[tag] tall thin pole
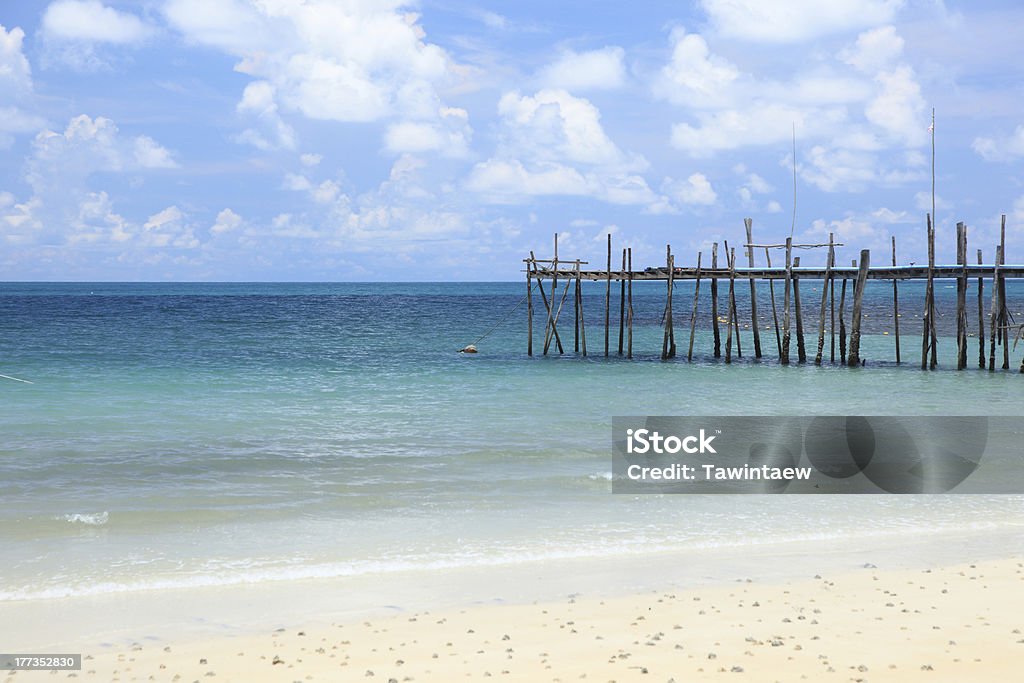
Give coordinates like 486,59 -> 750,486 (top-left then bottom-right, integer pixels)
745,218 -> 762,358
892,235 -> 901,363
618,248 -> 626,355
527,258 -> 533,356
605,234 -> 611,357
781,238 -> 792,365
688,252 -> 702,361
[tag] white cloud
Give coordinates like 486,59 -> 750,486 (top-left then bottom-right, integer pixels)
670,103 -> 847,156
235,81 -> 296,150
840,25 -> 904,72
537,47 -> 626,91
72,190 -> 131,244
865,65 -> 927,145
164,0 -> 458,125
663,173 -> 718,205
0,25 -> 44,146
495,89 -> 638,168
384,107 -> 471,157
133,136 -> 178,168
143,205 -> 198,248
211,208 -> 243,234
972,126 -> 1024,162
654,28 -> 738,106
300,153 -> 322,167
700,0 -> 905,43
42,1 -> 153,44
467,88 -> 661,207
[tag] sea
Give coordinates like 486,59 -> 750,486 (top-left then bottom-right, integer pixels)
2,280 -> 1023,606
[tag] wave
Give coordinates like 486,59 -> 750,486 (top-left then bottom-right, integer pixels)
56,512 -> 109,526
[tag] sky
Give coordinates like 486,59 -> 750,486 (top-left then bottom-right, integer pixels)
1,0 -> 1023,281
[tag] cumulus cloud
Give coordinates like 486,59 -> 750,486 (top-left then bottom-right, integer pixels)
663,173 -> 718,205
28,115 -> 177,191
865,65 -> 927,145
699,0 -> 904,43
537,46 -> 626,91
42,1 -> 153,44
142,205 -> 199,248
384,107 -> 471,157
654,28 -> 738,107
840,25 -> 904,72
234,80 -> 296,150
670,103 -> 847,156
466,89 -> 663,207
0,25 -> 44,145
972,126 -> 1024,162
211,208 -> 243,234
164,0 -> 460,130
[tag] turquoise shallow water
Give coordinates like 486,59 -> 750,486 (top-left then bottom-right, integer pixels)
1,281 -> 1023,600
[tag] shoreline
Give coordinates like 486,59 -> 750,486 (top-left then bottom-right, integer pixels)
9,553 -> 1021,682
5,526 -> 1022,669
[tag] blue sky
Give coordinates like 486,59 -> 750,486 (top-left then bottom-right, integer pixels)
0,0 -> 1022,280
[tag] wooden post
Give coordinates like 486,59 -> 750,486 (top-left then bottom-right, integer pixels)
545,266 -> 573,355
662,245 -> 675,360
956,222 -> 968,370
781,238 -> 792,365
929,216 -> 938,370
527,258 -> 533,356
574,261 -> 580,354
765,248 -> 782,358
1000,215 -> 1009,370
688,252 -> 702,361
618,248 -> 626,355
978,248 -> 985,369
725,246 -> 736,364
605,234 -> 611,357
744,218 -> 762,358
815,234 -> 834,365
793,255 -> 806,362
839,272 -> 848,365
530,251 -> 563,355
989,244 -> 1000,372
830,248 -> 836,362
922,214 -> 937,370
848,249 -> 871,366
891,235 -> 901,364
627,248 -> 633,359
552,233 -> 558,291
711,243 -> 721,357
577,263 -> 587,357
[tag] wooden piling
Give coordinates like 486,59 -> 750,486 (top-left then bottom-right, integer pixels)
688,252 -> 702,362
725,246 -> 736,364
781,238 -> 793,365
711,243 -> 721,357
891,235 -> 901,363
765,248 -> 782,358
725,241 -> 741,359
815,234 -> 834,365
530,251 -> 563,355
956,222 -> 968,370
577,263 -> 587,356
989,244 -> 1000,372
618,248 -> 626,355
605,234 -> 611,357
793,255 -> 806,362
627,248 -> 633,360
922,214 -> 937,370
977,248 -> 985,369
839,273 -> 848,364
574,264 -> 580,354
662,245 -> 675,360
545,264 -> 573,355
744,218 -> 762,358
1000,215 -> 1009,370
527,259 -> 533,356
848,249 -> 871,366
830,248 -> 836,362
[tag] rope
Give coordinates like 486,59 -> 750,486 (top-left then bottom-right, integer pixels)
0,373 -> 33,384
464,282 -> 538,348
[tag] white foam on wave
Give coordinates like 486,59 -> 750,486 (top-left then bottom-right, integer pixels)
587,471 -> 613,481
57,512 -> 109,526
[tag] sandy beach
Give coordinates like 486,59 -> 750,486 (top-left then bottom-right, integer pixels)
9,553 -> 1021,683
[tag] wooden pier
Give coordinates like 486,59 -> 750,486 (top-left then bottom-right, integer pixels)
524,215 -> 1024,371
